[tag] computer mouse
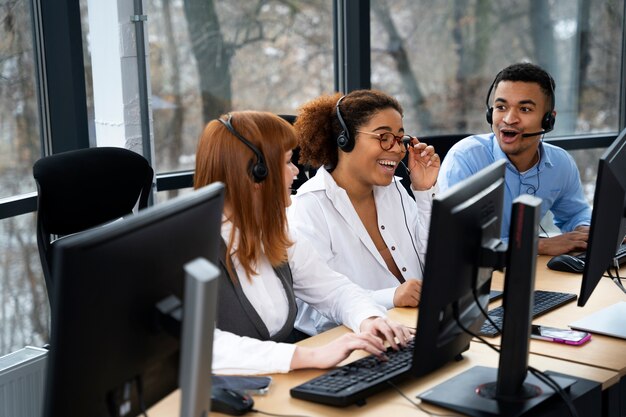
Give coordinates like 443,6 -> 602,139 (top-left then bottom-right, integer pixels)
547,254 -> 585,274
211,387 -> 254,416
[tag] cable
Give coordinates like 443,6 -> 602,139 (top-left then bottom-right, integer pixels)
462,291 -> 578,417
528,366 -> 579,417
518,148 -> 541,196
251,408 -> 312,417
386,381 -> 458,417
393,170 -> 425,275
607,268 -> 626,294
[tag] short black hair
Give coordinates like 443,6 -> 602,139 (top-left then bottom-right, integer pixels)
495,62 -> 555,109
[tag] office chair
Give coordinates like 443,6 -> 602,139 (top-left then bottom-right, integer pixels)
33,147 -> 154,306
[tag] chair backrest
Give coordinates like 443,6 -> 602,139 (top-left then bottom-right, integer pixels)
33,147 -> 154,305
398,133 -> 468,199
420,133 -> 467,162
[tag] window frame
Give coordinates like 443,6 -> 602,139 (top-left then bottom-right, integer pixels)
1,0 -> 625,220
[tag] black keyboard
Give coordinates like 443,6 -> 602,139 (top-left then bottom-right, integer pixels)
290,338 -> 415,407
575,242 -> 626,264
479,290 -> 577,337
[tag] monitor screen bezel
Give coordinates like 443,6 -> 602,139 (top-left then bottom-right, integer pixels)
411,160 -> 506,377
578,128 -> 626,306
43,182 -> 224,417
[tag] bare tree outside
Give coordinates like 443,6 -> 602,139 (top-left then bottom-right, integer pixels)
147,0 -> 334,176
370,0 -> 623,203
0,0 -> 48,356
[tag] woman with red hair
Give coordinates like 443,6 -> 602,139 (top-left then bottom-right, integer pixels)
195,111 -> 411,374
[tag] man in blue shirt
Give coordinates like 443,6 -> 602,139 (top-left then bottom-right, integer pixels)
438,63 -> 591,256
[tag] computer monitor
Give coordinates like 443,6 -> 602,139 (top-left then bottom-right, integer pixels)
413,161 -> 574,416
43,182 -> 225,417
411,160 -> 507,378
578,127 -> 626,307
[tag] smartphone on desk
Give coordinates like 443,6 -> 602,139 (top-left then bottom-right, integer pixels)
531,325 -> 591,345
212,375 -> 272,396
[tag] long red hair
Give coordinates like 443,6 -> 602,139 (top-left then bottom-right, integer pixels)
194,111 -> 297,279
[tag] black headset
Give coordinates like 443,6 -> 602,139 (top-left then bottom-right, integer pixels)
485,70 -> 556,136
218,114 -> 268,182
336,96 -> 355,152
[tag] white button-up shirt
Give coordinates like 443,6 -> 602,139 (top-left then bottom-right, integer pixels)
212,219 -> 387,375
288,167 -> 436,335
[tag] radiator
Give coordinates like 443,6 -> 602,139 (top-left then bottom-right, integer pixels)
0,346 -> 48,417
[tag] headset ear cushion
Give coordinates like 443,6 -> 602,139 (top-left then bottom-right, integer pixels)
486,107 -> 494,125
251,162 -> 268,183
337,132 -> 349,149
542,112 -> 556,132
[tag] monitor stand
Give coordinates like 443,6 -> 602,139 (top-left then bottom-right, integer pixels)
418,366 -> 576,417
418,196 -> 579,417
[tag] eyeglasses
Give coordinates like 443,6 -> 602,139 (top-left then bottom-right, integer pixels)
356,130 -> 411,151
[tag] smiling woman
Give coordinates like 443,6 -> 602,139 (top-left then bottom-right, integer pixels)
288,89 -> 440,336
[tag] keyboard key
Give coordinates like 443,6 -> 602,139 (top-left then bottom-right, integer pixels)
290,339 -> 415,406
479,290 -> 577,337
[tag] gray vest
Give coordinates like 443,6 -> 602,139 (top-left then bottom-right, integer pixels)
217,240 -> 297,342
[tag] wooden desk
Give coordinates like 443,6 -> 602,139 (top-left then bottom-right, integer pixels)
148,256 -> 625,416
489,256 -> 626,377
149,310 -> 616,417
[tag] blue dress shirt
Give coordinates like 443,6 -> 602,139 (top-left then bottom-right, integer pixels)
438,133 -> 591,242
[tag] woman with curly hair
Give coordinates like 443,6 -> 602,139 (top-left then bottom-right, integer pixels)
195,110 -> 412,374
289,90 -> 440,335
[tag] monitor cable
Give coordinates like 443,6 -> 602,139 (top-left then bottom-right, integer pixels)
385,380 -> 458,417
251,408 -> 312,417
538,223 -> 550,239
453,292 -> 579,417
607,267 -> 626,295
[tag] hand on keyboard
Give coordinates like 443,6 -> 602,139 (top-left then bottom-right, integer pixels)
290,317 -> 413,370
291,332 -> 388,370
359,316 -> 414,351
537,229 -> 588,256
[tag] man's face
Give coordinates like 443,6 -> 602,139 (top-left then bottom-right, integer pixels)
491,81 -> 553,162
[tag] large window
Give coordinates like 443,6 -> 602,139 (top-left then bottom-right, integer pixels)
146,0 -> 334,174
0,0 -> 47,357
0,214 -> 49,355
371,0 -> 623,137
370,0 -> 624,201
0,0 -> 41,200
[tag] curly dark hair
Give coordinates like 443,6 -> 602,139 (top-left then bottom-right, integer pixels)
493,62 -> 555,109
295,89 -> 403,168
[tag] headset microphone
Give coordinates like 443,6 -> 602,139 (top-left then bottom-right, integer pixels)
521,128 -> 551,138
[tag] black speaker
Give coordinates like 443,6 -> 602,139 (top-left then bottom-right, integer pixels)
219,114 -> 268,182
336,96 -> 355,152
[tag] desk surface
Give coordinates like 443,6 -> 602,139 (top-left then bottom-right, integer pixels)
149,256 -> 625,417
489,256 -> 626,376
150,305 -> 618,417
151,342 -> 615,417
